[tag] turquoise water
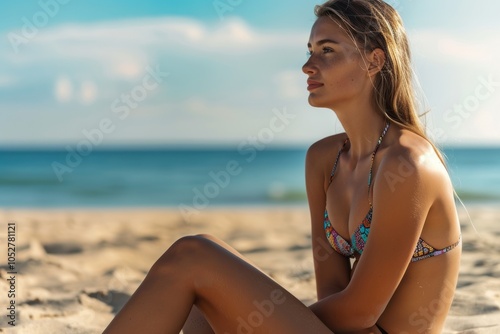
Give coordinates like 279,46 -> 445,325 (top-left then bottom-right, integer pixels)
445,147 -> 500,203
0,147 -> 498,208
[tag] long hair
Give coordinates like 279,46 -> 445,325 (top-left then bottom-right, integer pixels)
315,0 -> 445,165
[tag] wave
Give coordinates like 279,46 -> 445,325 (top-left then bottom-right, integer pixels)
0,176 -> 61,186
455,190 -> 500,203
266,188 -> 307,203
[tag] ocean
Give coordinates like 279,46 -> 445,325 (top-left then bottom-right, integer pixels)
0,147 -> 499,208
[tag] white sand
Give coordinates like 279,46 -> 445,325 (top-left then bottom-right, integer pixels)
0,206 -> 498,333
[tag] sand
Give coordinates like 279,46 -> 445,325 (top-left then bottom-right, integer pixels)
0,205 -> 498,333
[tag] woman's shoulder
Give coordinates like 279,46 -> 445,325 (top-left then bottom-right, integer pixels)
306,133 -> 348,161
385,129 -> 443,165
305,133 -> 349,190
379,128 -> 451,192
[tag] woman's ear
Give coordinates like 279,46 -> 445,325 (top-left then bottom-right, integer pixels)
367,48 -> 386,77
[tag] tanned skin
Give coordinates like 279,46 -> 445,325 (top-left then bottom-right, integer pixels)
103,16 -> 460,334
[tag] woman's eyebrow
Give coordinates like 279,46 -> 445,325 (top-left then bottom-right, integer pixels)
307,38 -> 340,48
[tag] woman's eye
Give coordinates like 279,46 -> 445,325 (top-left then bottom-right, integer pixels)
307,47 -> 334,58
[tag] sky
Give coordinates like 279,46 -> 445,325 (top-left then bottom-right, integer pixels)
0,0 -> 499,148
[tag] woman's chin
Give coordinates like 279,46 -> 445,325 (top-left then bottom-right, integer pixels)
308,96 -> 330,109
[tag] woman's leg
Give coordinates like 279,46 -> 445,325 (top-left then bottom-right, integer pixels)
103,234 -> 333,334
182,234 -> 259,334
183,305 -> 215,334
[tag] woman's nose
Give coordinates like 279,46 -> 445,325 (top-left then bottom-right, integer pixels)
302,58 -> 316,75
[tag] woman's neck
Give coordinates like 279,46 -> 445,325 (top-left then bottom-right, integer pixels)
335,101 -> 388,162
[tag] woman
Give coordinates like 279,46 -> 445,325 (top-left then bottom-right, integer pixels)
103,0 -> 461,333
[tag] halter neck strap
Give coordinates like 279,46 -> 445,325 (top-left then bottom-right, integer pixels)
328,138 -> 349,185
327,121 -> 391,209
368,121 -> 390,208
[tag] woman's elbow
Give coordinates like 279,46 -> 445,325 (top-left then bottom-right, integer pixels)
357,306 -> 385,328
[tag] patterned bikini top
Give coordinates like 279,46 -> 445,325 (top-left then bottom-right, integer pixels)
323,128 -> 461,263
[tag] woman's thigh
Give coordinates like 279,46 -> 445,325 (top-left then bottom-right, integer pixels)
183,234 -> 255,334
167,234 -> 333,334
183,305 -> 215,334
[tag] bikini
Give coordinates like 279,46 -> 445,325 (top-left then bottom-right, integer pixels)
323,122 -> 461,333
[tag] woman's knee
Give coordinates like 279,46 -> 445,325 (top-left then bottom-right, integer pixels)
151,235 -> 215,272
195,233 -> 220,243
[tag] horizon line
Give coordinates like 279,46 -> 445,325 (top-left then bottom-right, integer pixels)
0,143 -> 499,151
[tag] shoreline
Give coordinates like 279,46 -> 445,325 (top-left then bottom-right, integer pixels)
2,199 -> 498,211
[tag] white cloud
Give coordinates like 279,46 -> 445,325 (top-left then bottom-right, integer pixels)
111,57 -> 146,80
9,16 -> 306,65
79,80 -> 98,105
274,70 -> 307,100
409,29 -> 499,69
54,76 -> 73,103
0,75 -> 16,87
3,18 -> 499,146
408,28 -> 500,145
54,76 -> 98,105
1,16 -> 308,100
453,97 -> 500,144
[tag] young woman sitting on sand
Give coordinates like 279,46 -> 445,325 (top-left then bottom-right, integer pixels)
103,0 -> 461,333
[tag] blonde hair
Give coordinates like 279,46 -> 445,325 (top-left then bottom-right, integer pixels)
315,0 -> 445,164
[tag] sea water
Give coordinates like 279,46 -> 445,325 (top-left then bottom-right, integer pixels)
0,146 -> 498,208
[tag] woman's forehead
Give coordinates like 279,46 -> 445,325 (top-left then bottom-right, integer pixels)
308,16 -> 353,46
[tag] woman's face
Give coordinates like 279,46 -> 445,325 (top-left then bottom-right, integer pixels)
302,16 -> 370,109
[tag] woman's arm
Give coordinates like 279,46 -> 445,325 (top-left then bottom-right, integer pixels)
309,147 -> 435,331
305,139 -> 351,300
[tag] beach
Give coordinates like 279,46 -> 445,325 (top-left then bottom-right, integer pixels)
0,205 -> 499,333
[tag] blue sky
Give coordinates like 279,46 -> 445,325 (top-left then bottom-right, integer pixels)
0,0 -> 499,148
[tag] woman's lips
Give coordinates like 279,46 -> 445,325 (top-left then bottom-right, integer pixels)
307,83 -> 324,91
307,80 -> 324,91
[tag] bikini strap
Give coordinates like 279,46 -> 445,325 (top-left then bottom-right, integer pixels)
367,121 -> 390,209
328,138 -> 349,186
